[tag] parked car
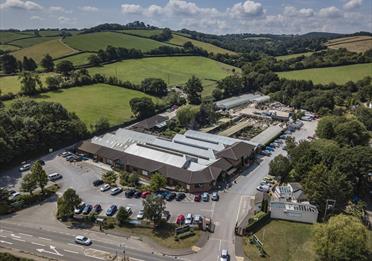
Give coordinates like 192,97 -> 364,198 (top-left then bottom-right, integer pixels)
48,173 -> 62,181
220,249 -> 229,261
202,192 -> 209,202
75,235 -> 92,246
134,191 -> 142,198
125,207 -> 132,215
82,204 -> 92,215
93,204 -> 102,213
176,214 -> 185,225
211,192 -> 219,201
93,179 -> 104,187
106,205 -> 118,216
265,146 -> 274,152
256,185 -> 270,193
8,192 -> 21,201
125,189 -> 135,198
100,184 -> 111,192
166,192 -> 176,201
74,202 -> 86,214
185,213 -> 193,225
110,187 -> 123,196
60,151 -> 71,158
19,163 -> 31,172
193,214 -> 203,224
194,194 -> 201,202
137,210 -> 144,220
260,150 -> 271,156
176,192 -> 186,201
161,211 -> 170,221
141,191 -> 151,198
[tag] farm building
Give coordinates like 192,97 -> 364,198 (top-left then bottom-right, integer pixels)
130,114 -> 169,132
78,129 -> 257,192
249,125 -> 285,146
270,201 -> 318,224
216,94 -> 270,110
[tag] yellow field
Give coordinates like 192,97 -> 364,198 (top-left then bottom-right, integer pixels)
326,36 -> 372,53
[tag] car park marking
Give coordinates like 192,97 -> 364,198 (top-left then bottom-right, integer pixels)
10,233 -> 21,238
31,242 -> 46,247
19,233 -> 32,237
39,237 -> 52,241
64,249 -> 79,254
0,235 -> 7,238
12,238 -> 26,242
0,240 -> 13,245
84,248 -> 111,260
68,243 -> 84,249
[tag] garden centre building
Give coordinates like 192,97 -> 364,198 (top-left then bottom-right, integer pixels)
78,129 -> 258,192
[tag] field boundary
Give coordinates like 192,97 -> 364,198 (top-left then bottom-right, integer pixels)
327,38 -> 372,47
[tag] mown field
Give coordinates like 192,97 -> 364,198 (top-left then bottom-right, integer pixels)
119,29 -> 163,38
63,32 -> 173,52
0,44 -> 19,51
277,63 -> 372,84
326,36 -> 372,53
276,52 -> 313,61
10,36 -> 60,48
27,83 -> 161,128
54,52 -> 94,66
88,56 -> 239,96
12,39 -> 77,63
0,73 -> 55,95
168,33 -> 237,55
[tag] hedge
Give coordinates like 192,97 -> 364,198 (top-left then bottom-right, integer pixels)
245,211 -> 271,234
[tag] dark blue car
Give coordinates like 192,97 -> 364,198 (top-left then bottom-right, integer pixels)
106,205 -> 117,216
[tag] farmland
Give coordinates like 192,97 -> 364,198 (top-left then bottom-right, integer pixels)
0,73 -> 55,95
0,31 -> 33,43
119,29 -> 163,38
326,36 -> 372,53
168,33 -> 237,55
10,36 -> 60,48
28,83 -> 161,128
54,52 -> 94,66
0,44 -> 19,51
89,56 -> 239,96
63,32 -> 173,52
12,39 -> 77,63
277,63 -> 372,84
276,52 -> 313,61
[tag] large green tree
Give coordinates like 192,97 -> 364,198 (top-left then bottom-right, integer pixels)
56,60 -> 74,76
141,78 -> 168,97
129,97 -> 156,119
40,54 -> 54,72
31,161 -> 48,193
1,54 -> 18,74
21,173 -> 37,195
149,173 -> 167,192
22,57 -> 37,71
268,155 -> 291,182
57,188 -> 81,220
102,171 -> 117,185
314,214 -> 368,261
116,207 -> 130,226
334,120 -> 369,146
19,72 -> 42,95
184,76 -> 203,105
176,105 -> 198,128
354,106 -> 372,131
143,194 -> 166,226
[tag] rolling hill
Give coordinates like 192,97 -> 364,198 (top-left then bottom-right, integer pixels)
54,52 -> 95,67
0,31 -> 34,44
10,36 -> 60,48
326,36 -> 372,53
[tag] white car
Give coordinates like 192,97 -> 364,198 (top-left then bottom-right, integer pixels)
256,185 -> 270,192
8,192 -> 21,200
125,206 -> 132,215
100,184 -> 110,192
185,213 -> 193,225
19,164 -> 31,172
193,214 -> 203,224
75,235 -> 92,246
137,210 -> 144,220
220,249 -> 229,261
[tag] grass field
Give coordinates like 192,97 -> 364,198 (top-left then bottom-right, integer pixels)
0,44 -> 20,51
119,29 -> 163,38
54,52 -> 94,66
10,36 -> 60,48
326,36 -> 372,53
276,52 -> 313,61
63,32 -> 173,52
27,83 -> 161,128
13,39 -> 77,63
0,31 -> 33,43
277,63 -> 372,84
168,33 -> 236,55
89,56 -> 239,96
0,73 -> 55,95
243,220 -> 316,261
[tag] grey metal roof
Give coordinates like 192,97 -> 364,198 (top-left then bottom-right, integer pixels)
249,125 -> 284,146
184,130 -> 259,147
216,94 -> 270,110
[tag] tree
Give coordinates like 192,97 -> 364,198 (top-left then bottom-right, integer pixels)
141,78 -> 168,97
0,187 -> 11,214
1,54 -> 18,74
143,194 -> 166,226
19,72 -> 42,95
129,97 -> 156,119
45,75 -> 62,89
102,171 -> 117,185
217,75 -> 243,98
31,161 -> 48,193
150,173 -> 167,192
116,207 -> 130,226
22,56 -> 37,71
268,155 -> 291,182
212,88 -> 223,100
354,106 -> 372,131
87,54 -> 101,66
56,60 -> 74,76
57,188 -> 81,220
196,101 -> 218,127
21,173 -> 37,195
93,117 -> 110,132
128,173 -> 139,187
176,105 -> 198,128
184,76 -> 203,105
313,214 -> 368,261
334,120 -> 369,146
40,54 -> 54,72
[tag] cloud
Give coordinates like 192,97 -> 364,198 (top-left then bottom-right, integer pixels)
121,4 -> 142,14
30,15 -> 42,20
49,6 -> 64,12
144,4 -> 163,17
283,6 -> 314,17
0,0 -> 42,10
57,16 -> 76,25
343,0 -> 363,10
229,1 -> 264,17
80,6 -> 98,12
319,6 -> 343,18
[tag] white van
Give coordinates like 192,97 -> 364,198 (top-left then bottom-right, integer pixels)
48,173 -> 62,181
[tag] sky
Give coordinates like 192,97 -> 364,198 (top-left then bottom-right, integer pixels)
0,0 -> 371,34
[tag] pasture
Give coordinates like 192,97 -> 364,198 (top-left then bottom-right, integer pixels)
88,56 -> 239,96
63,32 -> 173,52
168,33 -> 237,55
0,73 -> 55,95
277,63 -> 372,84
0,31 -> 33,44
30,84 -> 161,128
326,36 -> 372,53
54,52 -> 94,66
10,36 -> 60,48
276,52 -> 313,61
0,44 -> 19,51
12,39 -> 77,63
120,29 -> 163,38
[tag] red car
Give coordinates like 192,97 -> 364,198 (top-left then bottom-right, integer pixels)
194,194 -> 201,202
141,191 -> 151,198
176,214 -> 185,225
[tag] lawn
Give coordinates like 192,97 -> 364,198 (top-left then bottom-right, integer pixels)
63,32 -> 173,52
12,39 -> 77,63
276,52 -> 313,61
0,73 -> 55,95
119,29 -> 163,38
243,220 -> 316,261
28,84 -> 161,128
277,63 -> 372,84
54,52 -> 94,66
0,44 -> 20,51
168,33 -> 237,55
89,56 -> 239,96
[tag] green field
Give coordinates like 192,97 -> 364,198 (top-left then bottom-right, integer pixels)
0,73 -> 55,95
54,52 -> 94,66
168,33 -> 236,55
63,32 -> 173,52
0,31 -> 33,43
13,39 -> 77,63
10,36 -> 60,48
119,29 -> 163,38
89,56 -> 239,96
277,63 -> 372,84
276,52 -> 313,61
0,44 -> 19,51
27,84 -> 160,128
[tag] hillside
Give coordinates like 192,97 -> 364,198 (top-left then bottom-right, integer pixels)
54,52 -> 95,66
326,36 -> 372,53
0,73 -> 56,95
276,52 -> 313,61
0,31 -> 34,43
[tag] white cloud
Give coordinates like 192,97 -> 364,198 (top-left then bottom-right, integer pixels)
121,4 -> 142,14
49,6 -> 64,12
319,6 -> 343,18
144,4 -> 163,17
30,15 -> 42,20
343,0 -> 363,11
283,6 -> 314,17
230,1 -> 264,17
57,16 -> 76,25
80,6 -> 98,12
0,0 -> 42,10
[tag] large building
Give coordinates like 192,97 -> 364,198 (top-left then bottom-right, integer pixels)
78,129 -> 257,192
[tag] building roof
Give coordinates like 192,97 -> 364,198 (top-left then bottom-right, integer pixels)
173,134 -> 226,152
249,125 -> 285,146
131,115 -> 169,130
216,142 -> 256,161
215,94 -> 270,110
78,141 -> 102,155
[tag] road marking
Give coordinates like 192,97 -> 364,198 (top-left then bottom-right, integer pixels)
84,248 -> 111,260
36,245 -> 63,256
64,249 -> 79,254
19,233 -> 32,237
31,242 -> 46,247
12,238 -> 26,242
0,235 -> 7,238
235,196 -> 244,224
39,237 -> 52,241
68,243 -> 84,249
129,258 -> 145,261
10,234 -> 21,239
0,240 -> 13,245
